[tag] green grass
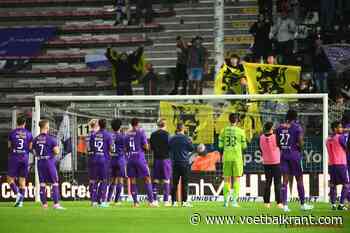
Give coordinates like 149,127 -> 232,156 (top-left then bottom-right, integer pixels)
0,201 -> 349,233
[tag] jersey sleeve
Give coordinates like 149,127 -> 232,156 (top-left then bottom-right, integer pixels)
27,132 -> 33,143
339,134 -> 348,150
51,136 -> 58,148
240,129 -> 247,150
218,128 -> 225,149
141,130 -> 148,147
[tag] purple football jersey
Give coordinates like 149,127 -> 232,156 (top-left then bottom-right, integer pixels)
85,131 -> 96,156
125,128 -> 148,159
277,121 -> 303,158
90,129 -> 112,159
32,133 -> 58,160
8,128 -> 33,157
111,131 -> 126,157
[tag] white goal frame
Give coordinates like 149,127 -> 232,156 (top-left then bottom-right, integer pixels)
33,94 -> 329,202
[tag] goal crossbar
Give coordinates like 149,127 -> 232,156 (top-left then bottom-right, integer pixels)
33,94 -> 329,202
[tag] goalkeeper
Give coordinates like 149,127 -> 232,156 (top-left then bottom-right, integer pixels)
219,113 -> 247,207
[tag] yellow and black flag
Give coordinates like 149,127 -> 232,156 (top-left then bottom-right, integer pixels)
160,102 -> 214,144
214,63 -> 245,95
243,63 -> 301,94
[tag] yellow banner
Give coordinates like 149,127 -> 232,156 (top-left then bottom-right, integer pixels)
224,35 -> 253,44
232,21 -> 255,29
214,63 -> 244,95
160,102 -> 214,144
240,7 -> 258,14
215,102 -> 262,142
243,63 -> 301,94
224,49 -> 247,58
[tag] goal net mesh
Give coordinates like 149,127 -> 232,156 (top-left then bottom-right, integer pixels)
38,96 -> 328,202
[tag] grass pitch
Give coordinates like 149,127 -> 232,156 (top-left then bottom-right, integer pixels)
0,201 -> 349,233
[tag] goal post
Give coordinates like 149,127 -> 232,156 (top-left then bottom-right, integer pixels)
33,94 -> 329,203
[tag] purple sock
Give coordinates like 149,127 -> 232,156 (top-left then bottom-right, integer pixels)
115,184 -> 122,202
97,182 -> 108,203
340,185 -> 349,204
131,184 -> 138,204
152,182 -> 158,201
107,184 -> 116,202
280,183 -> 288,205
40,186 -> 47,205
52,184 -> 60,204
163,183 -> 170,202
19,188 -> 25,202
10,183 -> 18,195
297,182 -> 305,205
330,185 -> 336,204
91,182 -> 98,203
145,183 -> 154,203
88,182 -> 93,201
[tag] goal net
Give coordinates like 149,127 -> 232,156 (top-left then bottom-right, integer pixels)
33,94 -> 329,203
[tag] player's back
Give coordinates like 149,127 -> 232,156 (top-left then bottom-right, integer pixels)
219,125 -> 246,161
8,128 -> 32,157
150,129 -> 169,159
326,133 -> 347,165
125,128 -> 147,159
111,131 -> 126,158
33,133 -> 57,161
276,121 -> 303,158
85,131 -> 96,157
90,129 -> 112,160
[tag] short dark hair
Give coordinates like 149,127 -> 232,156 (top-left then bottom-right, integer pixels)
263,121 -> 274,132
229,113 -> 240,124
111,119 -> 122,131
176,122 -> 185,132
286,109 -> 297,121
176,36 -> 182,41
16,115 -> 26,126
131,118 -> 139,127
157,118 -> 166,128
331,121 -> 341,130
38,119 -> 49,129
99,119 -> 107,129
230,54 -> 240,60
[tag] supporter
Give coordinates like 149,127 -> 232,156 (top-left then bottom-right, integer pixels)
105,46 -> 144,95
270,11 -> 296,65
187,36 -> 208,95
170,36 -> 188,95
266,53 -> 277,65
135,0 -> 153,25
250,14 -> 272,61
142,63 -> 159,95
114,0 -> 130,26
312,35 -> 329,93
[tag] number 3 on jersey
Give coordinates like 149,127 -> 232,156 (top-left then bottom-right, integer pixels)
225,135 -> 237,147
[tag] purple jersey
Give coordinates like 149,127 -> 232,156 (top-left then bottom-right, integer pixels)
277,121 -> 303,158
125,128 -> 148,159
85,131 -> 96,156
32,133 -> 58,160
90,129 -> 112,159
8,128 -> 33,157
111,131 -> 126,158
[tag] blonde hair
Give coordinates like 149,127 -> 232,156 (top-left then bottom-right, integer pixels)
88,119 -> 99,129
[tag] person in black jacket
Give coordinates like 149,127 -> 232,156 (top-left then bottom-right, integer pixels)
105,46 -> 144,95
250,14 -> 272,61
169,123 -> 194,207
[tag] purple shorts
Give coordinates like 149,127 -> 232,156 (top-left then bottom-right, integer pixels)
152,159 -> 172,180
7,155 -> 29,178
329,165 -> 349,185
110,156 -> 127,178
93,159 -> 109,181
127,158 -> 150,178
38,160 -> 58,184
280,157 -> 303,176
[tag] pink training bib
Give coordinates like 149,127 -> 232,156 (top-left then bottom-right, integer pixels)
326,134 -> 347,165
259,134 -> 280,165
